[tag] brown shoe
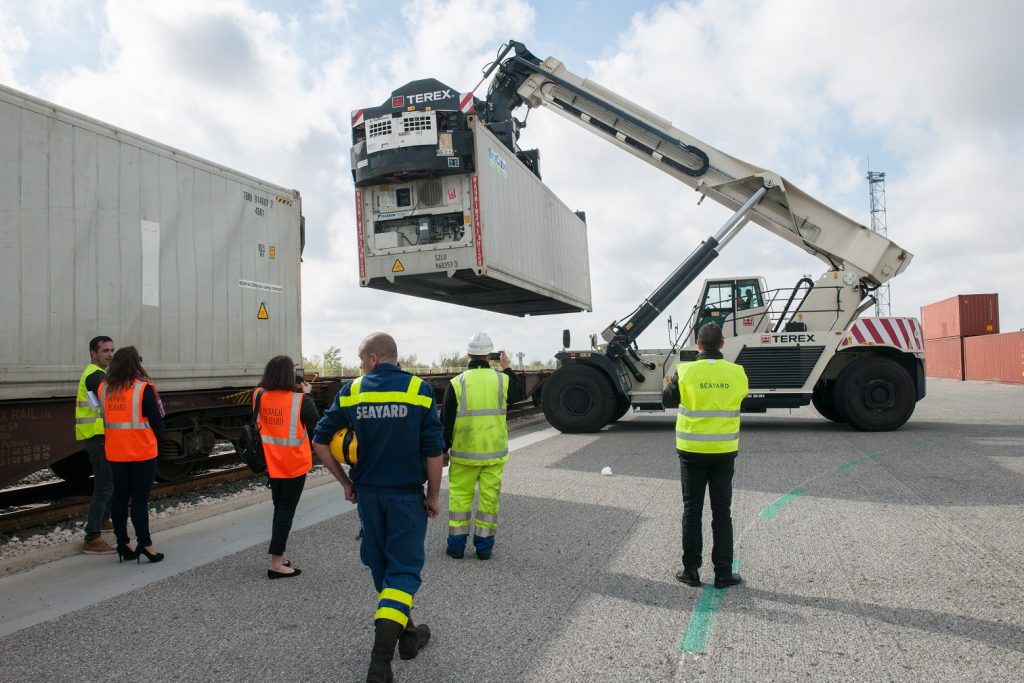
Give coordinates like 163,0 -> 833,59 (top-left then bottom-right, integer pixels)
101,519 -> 114,531
83,537 -> 116,555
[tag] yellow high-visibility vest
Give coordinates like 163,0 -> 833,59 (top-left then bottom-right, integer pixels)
75,363 -> 105,440
674,359 -> 749,454
450,368 -> 509,465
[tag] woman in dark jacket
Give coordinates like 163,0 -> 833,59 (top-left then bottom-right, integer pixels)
255,356 -> 319,578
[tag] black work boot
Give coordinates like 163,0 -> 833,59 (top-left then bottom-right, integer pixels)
714,573 -> 743,589
675,566 -> 701,587
398,619 -> 432,660
366,619 -> 403,683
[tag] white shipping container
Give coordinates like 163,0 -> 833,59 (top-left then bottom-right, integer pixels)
357,116 -> 591,316
0,84 -> 303,400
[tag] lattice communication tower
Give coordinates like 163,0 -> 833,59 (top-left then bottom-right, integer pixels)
867,170 -> 890,317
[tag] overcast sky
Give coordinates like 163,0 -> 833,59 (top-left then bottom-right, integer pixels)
2,0 -> 1020,367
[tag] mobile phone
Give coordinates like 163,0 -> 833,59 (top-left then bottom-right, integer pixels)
295,367 -> 305,383
489,352 -> 501,361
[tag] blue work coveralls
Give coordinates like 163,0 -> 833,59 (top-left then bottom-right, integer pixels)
313,364 -> 444,628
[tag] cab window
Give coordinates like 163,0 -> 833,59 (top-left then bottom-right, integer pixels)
736,279 -> 763,310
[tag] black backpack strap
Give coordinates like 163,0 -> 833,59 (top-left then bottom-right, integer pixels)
252,389 -> 264,426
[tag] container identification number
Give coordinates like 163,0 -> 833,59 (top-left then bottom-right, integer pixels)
435,253 -> 457,270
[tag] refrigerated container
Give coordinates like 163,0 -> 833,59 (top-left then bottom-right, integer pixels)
923,337 -> 964,380
0,83 -> 303,485
920,294 -> 999,340
353,106 -> 591,316
964,332 -> 1024,385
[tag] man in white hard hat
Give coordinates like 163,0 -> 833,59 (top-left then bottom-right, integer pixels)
440,332 -> 524,559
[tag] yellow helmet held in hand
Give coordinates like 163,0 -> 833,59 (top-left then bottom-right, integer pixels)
330,426 -> 358,466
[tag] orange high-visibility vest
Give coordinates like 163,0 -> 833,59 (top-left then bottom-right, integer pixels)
254,389 -> 311,479
100,379 -> 158,462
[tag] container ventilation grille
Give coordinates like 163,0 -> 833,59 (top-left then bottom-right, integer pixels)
367,118 -> 393,138
419,181 -> 443,207
403,114 -> 433,133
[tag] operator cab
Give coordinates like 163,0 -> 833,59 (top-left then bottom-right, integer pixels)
693,277 -> 769,341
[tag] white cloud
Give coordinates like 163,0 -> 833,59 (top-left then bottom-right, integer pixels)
0,7 -> 30,86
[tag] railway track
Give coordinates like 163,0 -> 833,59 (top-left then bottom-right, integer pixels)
0,462 -> 258,535
0,405 -> 546,536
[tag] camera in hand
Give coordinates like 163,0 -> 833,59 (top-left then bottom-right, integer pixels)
295,367 -> 305,383
489,352 -> 501,361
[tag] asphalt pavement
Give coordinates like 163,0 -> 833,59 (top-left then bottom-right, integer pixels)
0,378 -> 1021,682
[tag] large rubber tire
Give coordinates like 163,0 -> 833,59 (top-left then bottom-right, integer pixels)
610,396 -> 632,422
541,365 -> 617,433
835,356 -> 916,431
50,450 -> 92,482
811,381 -> 842,423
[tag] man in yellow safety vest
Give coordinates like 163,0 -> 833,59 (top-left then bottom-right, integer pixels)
440,332 -> 524,560
662,323 -> 748,589
76,335 -> 116,554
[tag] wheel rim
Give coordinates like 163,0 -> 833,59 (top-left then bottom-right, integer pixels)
561,384 -> 594,416
863,379 -> 895,410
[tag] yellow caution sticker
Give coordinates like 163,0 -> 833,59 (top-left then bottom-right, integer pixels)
392,259 -> 405,273
258,302 -> 269,320
269,245 -> 276,259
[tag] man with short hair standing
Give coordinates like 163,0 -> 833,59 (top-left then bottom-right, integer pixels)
313,332 -> 444,683
440,332 -> 524,560
662,323 -> 748,589
77,335 -> 115,555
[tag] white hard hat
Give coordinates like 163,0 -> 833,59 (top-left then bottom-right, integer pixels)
467,331 -> 494,355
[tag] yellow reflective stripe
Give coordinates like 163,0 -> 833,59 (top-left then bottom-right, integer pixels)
676,431 -> 739,441
475,512 -> 498,524
451,449 -> 508,459
448,511 -> 471,521
352,390 -> 432,407
375,607 -> 409,627
379,588 -> 413,608
338,376 -> 430,407
75,417 -> 102,424
474,526 -> 496,538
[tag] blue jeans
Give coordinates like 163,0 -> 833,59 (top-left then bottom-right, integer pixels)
83,437 -> 113,540
679,452 -> 737,576
110,458 -> 158,547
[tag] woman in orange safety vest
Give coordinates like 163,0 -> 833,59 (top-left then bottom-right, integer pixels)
99,346 -> 165,564
255,355 -> 320,579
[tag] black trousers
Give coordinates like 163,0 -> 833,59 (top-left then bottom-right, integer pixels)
679,452 -> 737,575
110,458 -> 158,547
269,474 -> 306,555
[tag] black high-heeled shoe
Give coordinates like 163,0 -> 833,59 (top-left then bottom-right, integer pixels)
116,544 -> 137,563
135,545 -> 165,563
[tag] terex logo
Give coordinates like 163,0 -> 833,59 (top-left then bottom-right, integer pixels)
394,89 -> 454,107
763,333 -> 817,344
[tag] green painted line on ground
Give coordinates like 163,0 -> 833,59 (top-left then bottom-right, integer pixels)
758,486 -> 807,520
679,559 -> 745,653
838,453 -> 879,470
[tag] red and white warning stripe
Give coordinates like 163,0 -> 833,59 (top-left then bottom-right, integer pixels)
842,317 -> 923,352
459,93 -> 475,114
351,109 -> 364,127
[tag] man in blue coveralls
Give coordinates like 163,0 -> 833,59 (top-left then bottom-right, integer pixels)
313,332 -> 444,683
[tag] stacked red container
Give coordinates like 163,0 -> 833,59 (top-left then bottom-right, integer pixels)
923,337 -> 964,380
920,294 -> 1000,339
921,294 -> 1023,384
964,332 -> 1024,385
